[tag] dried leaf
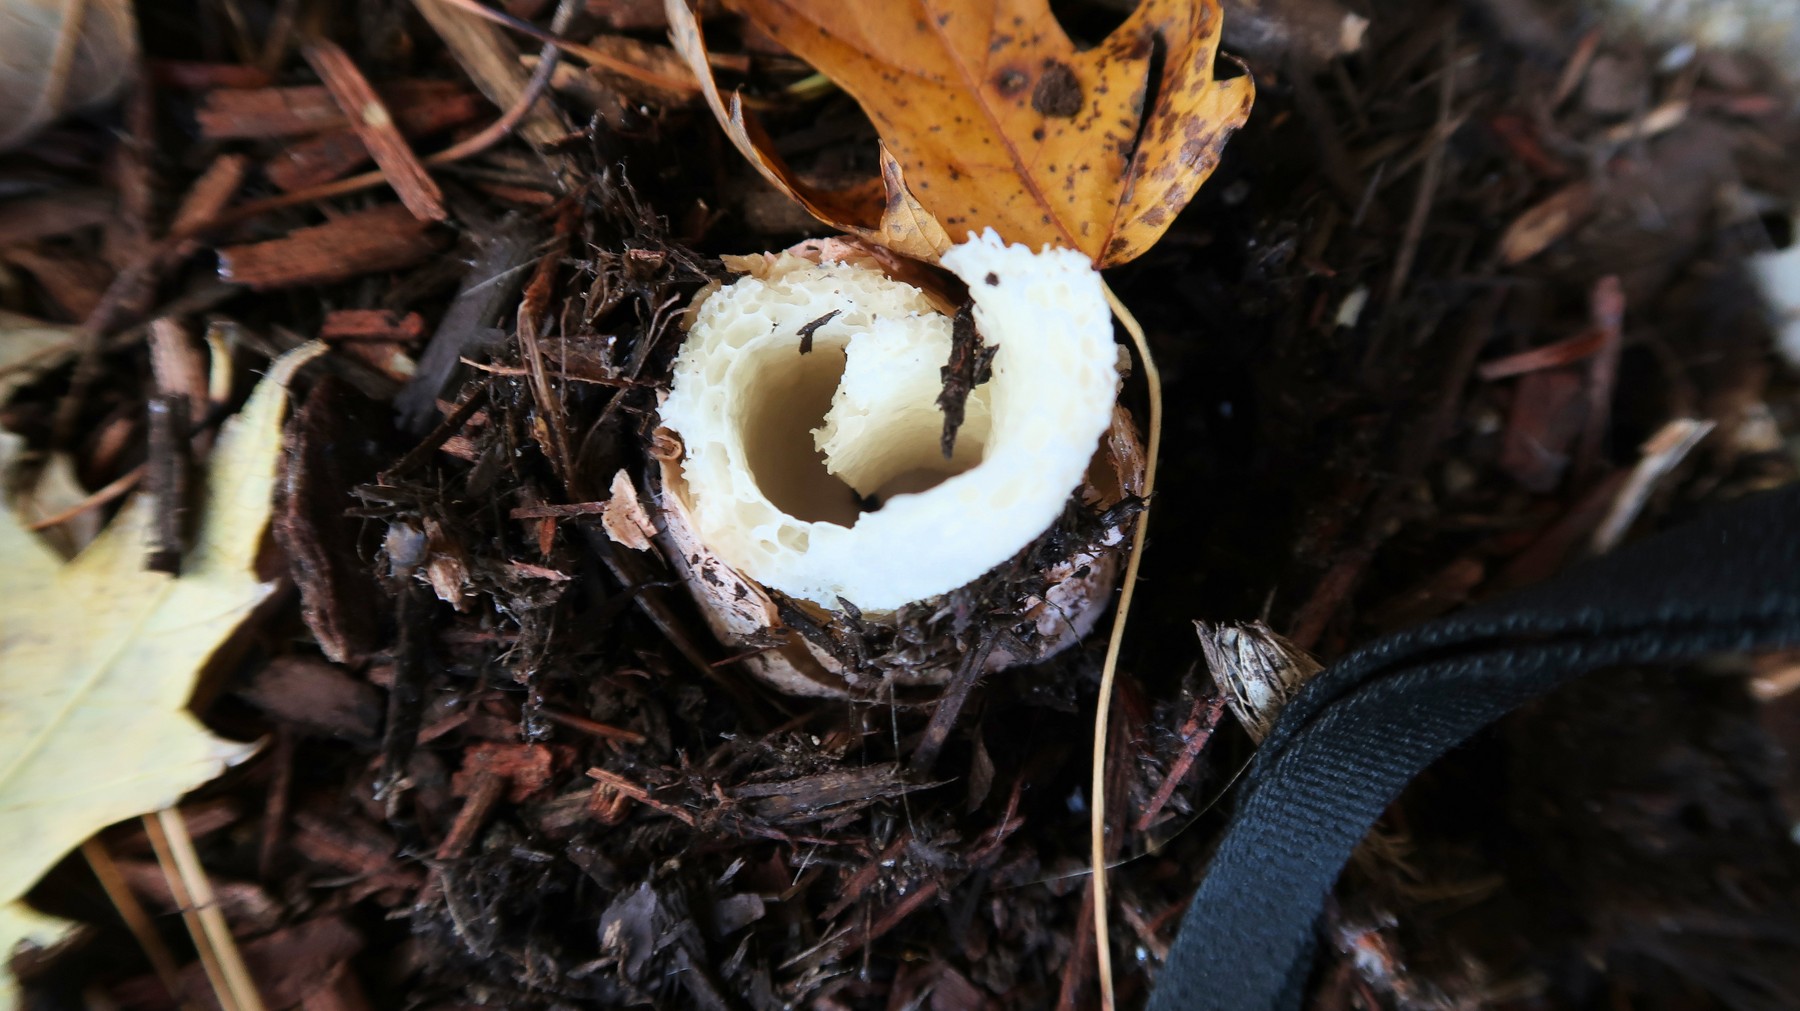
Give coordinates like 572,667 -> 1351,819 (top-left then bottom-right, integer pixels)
0,311 -> 80,407
669,4 -> 950,261
0,0 -> 138,151
6,445 -> 102,558
1498,182 -> 1594,265
1196,620 -> 1322,742
0,343 -> 325,986
600,469 -> 658,552
670,0 -> 1253,266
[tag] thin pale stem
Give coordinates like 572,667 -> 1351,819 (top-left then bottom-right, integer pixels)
153,808 -> 268,1011
142,813 -> 237,1011
1091,281 -> 1161,1011
81,837 -> 199,1010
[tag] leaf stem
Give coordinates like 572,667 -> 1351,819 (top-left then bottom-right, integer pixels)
143,812 -> 239,1011
149,808 -> 268,1011
82,837 -> 199,1010
1092,281 -> 1160,1011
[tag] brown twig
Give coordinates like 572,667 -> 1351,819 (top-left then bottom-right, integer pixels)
302,40 -> 447,221
540,708 -> 648,744
142,812 -> 245,1011
212,39 -> 563,225
145,395 -> 191,574
436,769 -> 505,860
1477,327 -> 1611,380
1371,23 -> 1456,370
910,631 -> 998,774
1056,878 -> 1098,1011
512,208 -> 577,487
585,767 -> 697,825
424,0 -> 699,94
1133,694 -> 1228,833
82,837 -> 199,1010
1573,275 -> 1624,486
25,464 -> 144,531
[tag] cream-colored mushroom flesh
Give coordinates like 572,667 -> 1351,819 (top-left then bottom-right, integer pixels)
658,231 -> 1117,612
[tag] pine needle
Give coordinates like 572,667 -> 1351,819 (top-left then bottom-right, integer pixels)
80,838 -> 197,1010
145,809 -> 267,1011
1091,282 -> 1161,1011
142,813 -> 236,1011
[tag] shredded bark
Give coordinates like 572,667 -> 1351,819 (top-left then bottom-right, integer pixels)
14,3 -> 1800,1010
938,301 -> 999,459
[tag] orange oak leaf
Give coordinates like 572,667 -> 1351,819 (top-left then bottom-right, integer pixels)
669,0 -> 1253,267
668,3 -> 951,262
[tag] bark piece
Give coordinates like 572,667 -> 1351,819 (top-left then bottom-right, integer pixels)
274,376 -> 389,663
237,655 -> 383,740
302,40 -> 446,221
196,79 -> 478,139
216,204 -> 445,290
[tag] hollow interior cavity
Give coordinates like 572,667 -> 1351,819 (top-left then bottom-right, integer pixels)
740,343 -> 860,526
740,333 -> 989,524
657,237 -> 1117,612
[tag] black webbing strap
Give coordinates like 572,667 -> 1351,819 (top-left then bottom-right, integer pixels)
1148,482 -> 1800,1011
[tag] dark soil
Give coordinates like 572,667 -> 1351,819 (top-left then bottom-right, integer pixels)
7,0 -> 1800,1008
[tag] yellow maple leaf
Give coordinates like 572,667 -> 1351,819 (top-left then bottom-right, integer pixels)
0,343 -> 325,992
669,0 -> 1253,267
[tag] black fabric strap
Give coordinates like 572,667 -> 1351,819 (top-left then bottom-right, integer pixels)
1148,482 -> 1800,1011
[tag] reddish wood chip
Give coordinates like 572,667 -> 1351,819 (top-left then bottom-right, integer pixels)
265,85 -> 481,192
320,308 -> 427,342
1,245 -> 112,319
167,153 -> 250,240
112,916 -> 364,1010
1477,327 -> 1611,381
1498,182 -> 1594,265
1499,367 -> 1587,493
302,41 -> 446,221
238,655 -> 384,740
149,59 -> 275,90
0,189 -> 113,245
454,742 -> 571,803
216,204 -> 445,289
196,79 -> 477,139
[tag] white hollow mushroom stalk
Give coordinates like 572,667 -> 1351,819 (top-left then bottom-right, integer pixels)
658,230 -> 1120,615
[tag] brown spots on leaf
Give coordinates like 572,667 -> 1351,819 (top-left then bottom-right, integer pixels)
1119,30 -> 1153,61
1179,131 -> 1219,170
692,0 -> 1252,267
1031,61 -> 1083,117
